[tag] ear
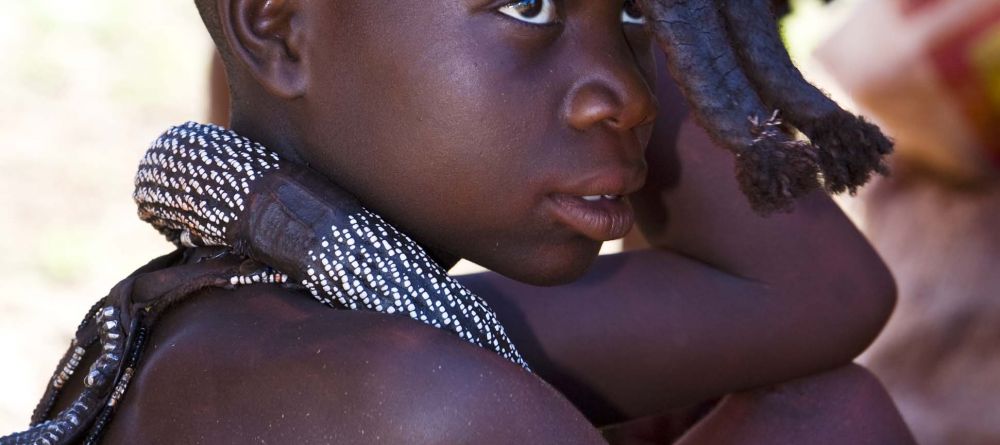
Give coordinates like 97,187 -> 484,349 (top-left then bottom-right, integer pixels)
220,0 -> 307,98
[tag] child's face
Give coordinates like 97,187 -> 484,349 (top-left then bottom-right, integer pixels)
295,0 -> 657,284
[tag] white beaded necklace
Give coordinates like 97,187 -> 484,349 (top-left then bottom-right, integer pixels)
134,122 -> 530,369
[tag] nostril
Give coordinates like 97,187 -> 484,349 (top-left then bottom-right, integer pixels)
565,79 -> 657,133
565,83 -> 623,132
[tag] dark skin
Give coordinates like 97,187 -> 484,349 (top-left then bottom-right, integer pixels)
47,0 -> 914,442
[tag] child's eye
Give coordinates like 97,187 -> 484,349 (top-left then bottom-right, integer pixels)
498,0 -> 559,25
622,0 -> 646,25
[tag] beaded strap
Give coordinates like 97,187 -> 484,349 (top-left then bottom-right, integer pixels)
2,305 -> 128,445
134,122 -> 282,247
1,251 -> 306,445
133,122 -> 529,369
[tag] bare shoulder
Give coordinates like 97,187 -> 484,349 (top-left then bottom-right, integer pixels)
103,284 -> 602,444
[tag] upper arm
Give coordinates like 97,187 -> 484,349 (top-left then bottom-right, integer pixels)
367,322 -> 605,445
639,50 -> 891,287
104,287 -> 603,444
460,237 -> 891,426
638,50 -> 893,361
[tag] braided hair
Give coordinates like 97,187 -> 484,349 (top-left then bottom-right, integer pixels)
640,0 -> 890,214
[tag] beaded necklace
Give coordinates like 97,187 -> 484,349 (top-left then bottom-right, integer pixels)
134,122 -> 528,368
1,122 -> 527,445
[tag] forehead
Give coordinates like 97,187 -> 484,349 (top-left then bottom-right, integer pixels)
301,0 -> 648,66
315,0 -> 474,22
297,0 -> 655,99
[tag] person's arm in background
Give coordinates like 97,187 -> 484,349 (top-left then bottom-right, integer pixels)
458,52 -> 896,425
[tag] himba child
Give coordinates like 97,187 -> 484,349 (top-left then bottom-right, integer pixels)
3,0 -> 917,443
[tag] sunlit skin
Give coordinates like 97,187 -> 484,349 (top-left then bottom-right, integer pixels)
47,0 -> 916,443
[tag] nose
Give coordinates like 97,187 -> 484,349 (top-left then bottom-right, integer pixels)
564,54 -> 658,134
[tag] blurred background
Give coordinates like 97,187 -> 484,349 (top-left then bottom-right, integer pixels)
1,0 -> 998,443
0,0 -> 209,430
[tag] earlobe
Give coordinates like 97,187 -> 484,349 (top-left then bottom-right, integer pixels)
222,0 -> 307,98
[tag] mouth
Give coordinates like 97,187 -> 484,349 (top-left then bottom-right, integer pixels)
547,193 -> 635,242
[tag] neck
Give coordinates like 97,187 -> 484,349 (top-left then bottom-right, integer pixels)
229,98 -> 306,165
225,113 -> 461,272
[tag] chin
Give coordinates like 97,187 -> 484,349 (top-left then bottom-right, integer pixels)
490,238 -> 603,287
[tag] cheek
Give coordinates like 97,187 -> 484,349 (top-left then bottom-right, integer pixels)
363,47 -> 565,213
303,15 -> 594,277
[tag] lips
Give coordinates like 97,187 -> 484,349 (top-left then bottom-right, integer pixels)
548,193 -> 635,242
